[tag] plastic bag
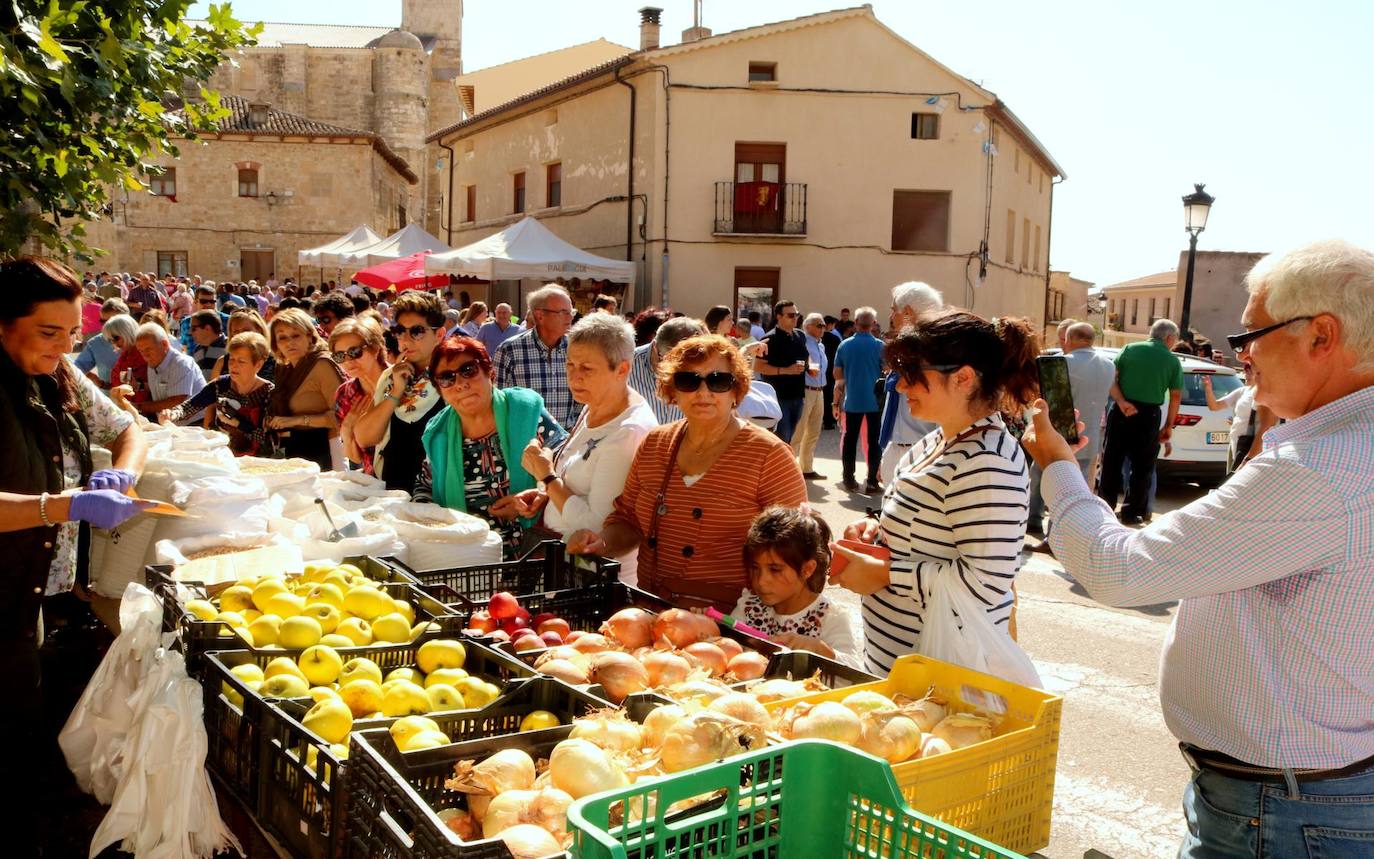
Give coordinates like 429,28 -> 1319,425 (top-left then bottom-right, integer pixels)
920,565 -> 1042,689
235,455 -> 322,492
267,503 -> 406,564
154,532 -> 303,586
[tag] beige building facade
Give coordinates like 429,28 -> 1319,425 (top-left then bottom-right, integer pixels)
1100,270 -> 1178,347
1172,249 -> 1266,353
430,7 -> 1064,321
1044,270 -> 1093,341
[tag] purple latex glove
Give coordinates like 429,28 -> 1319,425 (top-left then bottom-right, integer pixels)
67,490 -> 152,530
86,468 -> 138,493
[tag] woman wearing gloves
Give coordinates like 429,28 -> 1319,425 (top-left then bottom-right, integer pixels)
0,257 -> 150,855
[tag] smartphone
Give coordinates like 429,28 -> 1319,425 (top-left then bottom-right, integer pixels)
1036,355 -> 1079,444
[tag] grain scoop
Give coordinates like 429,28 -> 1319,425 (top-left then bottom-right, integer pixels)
315,497 -> 360,542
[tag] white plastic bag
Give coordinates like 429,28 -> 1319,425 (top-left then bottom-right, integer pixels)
154,532 -> 303,586
920,566 -> 1042,689
267,503 -> 406,564
235,455 -> 322,492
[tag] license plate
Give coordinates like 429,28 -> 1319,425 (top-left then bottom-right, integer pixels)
1206,431 -> 1228,444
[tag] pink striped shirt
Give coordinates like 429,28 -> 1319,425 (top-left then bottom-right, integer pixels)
1044,385 -> 1374,769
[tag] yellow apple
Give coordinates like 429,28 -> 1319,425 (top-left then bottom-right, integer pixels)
520,710 -> 561,731
339,657 -> 383,686
216,610 -> 247,630
264,656 -> 307,681
392,599 -> 416,625
241,609 -> 262,623
426,684 -> 466,712
305,583 -> 345,609
247,615 -> 282,647
389,715 -> 441,747
302,603 -> 341,634
386,667 -> 422,684
339,679 -> 383,718
321,569 -> 350,589
456,676 -> 499,708
337,563 -> 363,578
343,587 -> 393,621
264,592 -> 306,619
298,644 -> 343,685
336,617 -> 373,646
382,680 -> 432,717
309,686 -> 340,703
416,640 -> 466,675
410,621 -> 440,641
230,662 -> 265,685
301,562 -> 331,582
370,612 -> 412,644
279,616 -> 323,650
329,743 -> 349,760
319,633 -> 356,649
251,578 -> 289,613
302,696 -> 353,744
218,585 -> 254,613
260,673 -> 310,698
399,729 -> 450,752
424,667 -> 469,689
185,599 -> 217,621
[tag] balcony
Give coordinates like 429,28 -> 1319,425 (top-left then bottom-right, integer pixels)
713,181 -> 807,237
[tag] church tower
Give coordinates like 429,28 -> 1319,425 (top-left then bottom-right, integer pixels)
401,0 -> 463,235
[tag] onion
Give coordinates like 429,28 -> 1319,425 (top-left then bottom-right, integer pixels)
525,786 -> 573,839
498,823 -> 563,859
570,632 -> 613,654
438,808 -> 480,841
898,694 -> 949,733
920,734 -> 952,758
537,658 -> 589,685
659,711 -> 766,773
782,701 -> 862,745
682,642 -> 728,676
748,678 -> 808,703
652,609 -> 718,648
468,794 -> 491,822
726,651 -> 769,681
712,637 -> 744,660
482,789 -> 537,838
842,690 -> 898,716
931,713 -> 994,749
640,651 -> 691,687
549,738 -> 628,798
641,704 -> 686,749
667,678 -> 732,708
589,651 -> 649,703
570,709 -> 644,753
471,749 -> 536,795
707,692 -> 770,729
856,712 -> 922,763
535,646 -> 589,670
601,608 -> 657,649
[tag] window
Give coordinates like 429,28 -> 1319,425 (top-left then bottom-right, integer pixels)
1021,217 -> 1030,268
149,167 -> 176,197
397,204 -> 407,230
1163,297 -> 1171,320
546,162 -> 562,208
911,113 -> 939,140
513,171 -> 525,214
1040,172 -> 1045,194
1005,209 -> 1016,264
1014,148 -> 1020,174
157,251 -> 188,277
1183,371 -> 1241,407
237,167 -> 258,198
1131,298 -> 1139,326
1033,224 -> 1042,272
1148,297 -> 1157,323
464,185 -> 476,223
891,191 -> 951,252
734,267 -> 780,322
748,62 -> 776,82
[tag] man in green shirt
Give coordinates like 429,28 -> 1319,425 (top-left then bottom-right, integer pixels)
1098,318 -> 1184,523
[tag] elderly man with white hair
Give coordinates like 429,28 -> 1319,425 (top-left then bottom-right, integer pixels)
878,282 -> 944,483
791,312 -> 829,477
132,321 -> 205,422
1024,239 -> 1374,857
494,284 -> 577,428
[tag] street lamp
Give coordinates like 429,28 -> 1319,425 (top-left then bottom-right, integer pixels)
1178,183 -> 1215,342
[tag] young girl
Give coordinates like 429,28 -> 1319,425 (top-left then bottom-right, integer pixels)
731,506 -> 863,668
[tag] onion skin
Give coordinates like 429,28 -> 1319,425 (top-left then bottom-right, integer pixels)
856,712 -> 922,763
920,735 -> 952,758
601,608 -> 657,649
748,678 -> 808,703
659,711 -> 766,773
653,609 -> 719,648
641,704 -> 686,749
498,823 -> 563,859
569,632 -> 614,654
707,692 -> 771,729
784,701 -> 862,745
589,651 -> 650,703
931,713 -> 994,749
683,641 -> 728,676
642,650 -> 693,687
482,789 -> 538,838
549,738 -> 628,798
712,637 -> 744,660
726,651 -> 769,681
537,658 -> 590,685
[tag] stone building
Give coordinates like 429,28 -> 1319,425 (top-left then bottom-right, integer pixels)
1045,270 -> 1094,342
1100,270 -> 1177,346
430,6 -> 1065,322
1171,249 -> 1266,355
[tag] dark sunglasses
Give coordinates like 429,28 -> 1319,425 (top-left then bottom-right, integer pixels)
197,299 -> 216,306
332,345 -> 366,363
1226,316 -> 1314,353
673,370 -> 735,394
397,324 -> 437,340
316,316 -> 335,326
433,361 -> 483,388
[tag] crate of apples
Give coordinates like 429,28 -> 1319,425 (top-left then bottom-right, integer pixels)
464,590 -> 575,653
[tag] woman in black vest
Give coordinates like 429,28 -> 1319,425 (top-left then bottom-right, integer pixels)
0,257 -> 150,853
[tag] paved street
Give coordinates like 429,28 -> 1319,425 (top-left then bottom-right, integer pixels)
800,426 -> 1204,859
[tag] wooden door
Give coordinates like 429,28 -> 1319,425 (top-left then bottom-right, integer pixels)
733,267 -> 780,327
734,143 -> 786,233
240,249 -> 274,283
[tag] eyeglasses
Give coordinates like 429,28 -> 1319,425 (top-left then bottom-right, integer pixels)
316,316 -> 335,326
197,299 -> 216,307
537,308 -> 572,318
1226,316 -> 1315,353
397,324 -> 437,340
433,361 -> 483,388
895,361 -> 961,379
672,370 -> 736,394
781,311 -> 799,318
332,345 -> 366,363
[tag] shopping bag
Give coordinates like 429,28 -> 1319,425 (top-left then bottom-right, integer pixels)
920,564 -> 1042,689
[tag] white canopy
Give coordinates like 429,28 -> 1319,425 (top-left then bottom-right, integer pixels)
339,223 -> 453,267
425,217 -> 636,283
297,225 -> 383,267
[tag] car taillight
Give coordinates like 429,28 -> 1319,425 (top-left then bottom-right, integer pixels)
1174,414 -> 1202,426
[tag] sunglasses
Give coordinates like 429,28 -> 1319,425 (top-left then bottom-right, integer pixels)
198,299 -> 216,306
673,370 -> 735,394
316,316 -> 335,326
332,345 -> 366,363
895,361 -> 961,380
781,311 -> 799,318
397,324 -> 437,340
433,361 -> 483,388
1226,316 -> 1314,353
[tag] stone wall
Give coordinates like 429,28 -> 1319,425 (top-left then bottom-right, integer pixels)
206,48 -> 378,134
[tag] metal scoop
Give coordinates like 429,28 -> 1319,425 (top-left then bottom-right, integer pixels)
315,497 -> 360,542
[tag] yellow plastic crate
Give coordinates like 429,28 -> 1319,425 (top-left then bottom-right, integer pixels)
763,654 -> 1061,855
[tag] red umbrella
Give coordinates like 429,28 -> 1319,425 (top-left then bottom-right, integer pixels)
352,251 -> 450,292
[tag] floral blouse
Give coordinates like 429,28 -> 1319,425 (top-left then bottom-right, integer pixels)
334,376 -> 375,475
729,588 -> 864,669
163,374 -> 275,456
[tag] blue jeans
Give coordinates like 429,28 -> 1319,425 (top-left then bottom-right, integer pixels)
1179,763 -> 1374,857
775,397 -> 804,444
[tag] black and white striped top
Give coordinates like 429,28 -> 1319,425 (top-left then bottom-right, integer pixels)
862,413 -> 1030,675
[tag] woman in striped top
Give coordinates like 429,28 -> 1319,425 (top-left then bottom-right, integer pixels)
832,311 -> 1041,676
568,335 -> 807,611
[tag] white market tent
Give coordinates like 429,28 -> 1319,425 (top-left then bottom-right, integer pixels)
339,223 -> 453,267
425,217 -> 635,283
297,224 -> 383,267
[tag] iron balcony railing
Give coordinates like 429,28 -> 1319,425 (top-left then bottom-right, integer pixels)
714,181 -> 807,236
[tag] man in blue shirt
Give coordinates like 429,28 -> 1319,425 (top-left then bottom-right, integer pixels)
792,313 -> 830,478
74,297 -> 128,386
833,306 -> 885,493
477,302 -> 523,358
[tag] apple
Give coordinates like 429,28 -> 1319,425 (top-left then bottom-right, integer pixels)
320,633 -> 356,649
229,662 -> 265,686
219,585 -> 254,613
539,631 -> 564,647
381,681 -> 432,717
565,630 -> 585,643
339,679 -> 384,718
250,578 -> 289,613
247,615 -> 282,647
536,618 -> 571,639
304,582 -> 344,609
336,617 -> 373,646
488,592 -> 520,620
264,656 -> 307,681
426,684 -> 466,711
302,697 -> 353,744
530,612 -> 556,628
456,676 -> 500,708
390,715 -> 442,747
264,592 -> 306,619
486,629 -> 510,642
340,657 -> 383,686
371,612 -> 412,644
513,635 -> 544,652
386,667 -> 422,684
309,686 -> 339,703
260,673 -> 310,698
303,603 -> 341,634
399,729 -> 450,752
185,599 -> 218,621
392,599 -> 416,625
520,710 -> 561,731
467,610 -> 498,633
416,639 -> 467,674
299,645 -> 343,685
279,615 -> 323,650
425,667 -> 469,689
344,586 -> 395,621
500,616 -> 530,636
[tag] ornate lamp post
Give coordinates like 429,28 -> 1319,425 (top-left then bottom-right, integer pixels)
1178,183 -> 1215,342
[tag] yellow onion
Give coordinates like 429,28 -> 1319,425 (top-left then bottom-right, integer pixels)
535,646 -> 590,670
667,678 -> 733,708
683,641 -> 728,676
570,709 -> 644,753
931,713 -> 994,749
707,692 -> 770,729
589,651 -> 649,704
482,790 -> 538,838
781,701 -> 862,745
842,690 -> 898,716
601,608 -> 657,649
899,694 -> 949,732
653,609 -> 718,648
641,703 -> 686,749
660,710 -> 766,773
537,658 -> 589,686
569,632 -> 614,654
920,734 -> 952,758
726,651 -> 769,681
498,823 -> 563,859
642,651 -> 692,687
747,678 -> 809,703
549,738 -> 628,798
856,712 -> 922,763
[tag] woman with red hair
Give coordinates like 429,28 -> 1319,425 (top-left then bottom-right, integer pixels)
414,335 -> 565,556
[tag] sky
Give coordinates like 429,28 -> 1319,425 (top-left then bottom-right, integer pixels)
189,0 -> 1374,288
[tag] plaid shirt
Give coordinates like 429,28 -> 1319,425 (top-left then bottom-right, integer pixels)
1044,384 -> 1374,769
627,344 -> 682,425
493,328 -> 577,429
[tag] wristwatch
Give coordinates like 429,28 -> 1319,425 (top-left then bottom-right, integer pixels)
540,473 -> 557,486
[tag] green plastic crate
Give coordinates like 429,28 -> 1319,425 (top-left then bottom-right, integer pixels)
568,740 -> 1024,859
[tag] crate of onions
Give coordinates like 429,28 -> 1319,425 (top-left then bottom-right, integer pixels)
760,653 -> 1062,856
465,582 -> 877,706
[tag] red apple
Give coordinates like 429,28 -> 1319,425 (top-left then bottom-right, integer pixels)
487,629 -> 510,642
539,631 -> 564,647
500,615 -> 530,635
531,612 -> 556,628
468,609 -> 498,634
565,630 -> 585,643
514,606 -> 531,624
536,618 -> 571,639
513,635 -> 544,652
489,592 -> 520,620
510,627 -> 539,641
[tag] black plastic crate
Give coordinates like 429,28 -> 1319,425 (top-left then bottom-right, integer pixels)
743,649 -> 879,694
259,675 -> 609,859
148,559 -> 459,676
406,540 -> 619,606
